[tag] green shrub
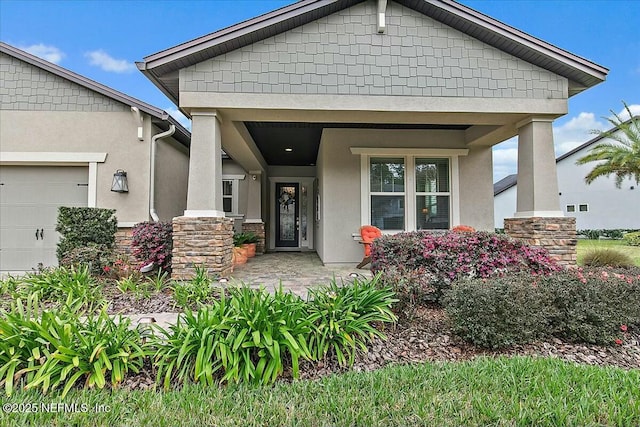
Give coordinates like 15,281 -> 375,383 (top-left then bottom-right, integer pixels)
152,277 -> 397,388
56,207 -> 118,263
444,269 -> 640,348
582,248 -> 634,267
443,277 -> 553,349
152,286 -> 312,388
307,276 -> 397,365
171,266 -> 217,309
578,229 -> 602,240
14,265 -> 104,312
371,231 -> 560,305
131,221 -> 173,272
59,243 -> 114,275
0,300 -> 145,397
624,231 -> 640,246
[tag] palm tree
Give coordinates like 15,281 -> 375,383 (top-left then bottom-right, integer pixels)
576,102 -> 640,188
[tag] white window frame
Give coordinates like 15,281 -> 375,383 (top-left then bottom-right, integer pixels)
369,157 -> 406,231
351,148 -> 468,232
221,174 -> 245,215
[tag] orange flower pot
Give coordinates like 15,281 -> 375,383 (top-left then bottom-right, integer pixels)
242,243 -> 256,258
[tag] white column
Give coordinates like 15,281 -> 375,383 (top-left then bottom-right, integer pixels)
185,110 -> 225,217
514,117 -> 563,217
244,170 -> 263,222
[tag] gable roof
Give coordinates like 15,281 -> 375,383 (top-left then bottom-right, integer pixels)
0,42 -> 191,147
493,174 -> 517,196
138,0 -> 608,105
493,117 -> 637,196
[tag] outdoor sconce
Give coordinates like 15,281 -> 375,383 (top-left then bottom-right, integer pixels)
111,169 -> 129,193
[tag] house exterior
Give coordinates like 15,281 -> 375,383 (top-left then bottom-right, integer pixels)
137,0 -> 608,277
0,42 -> 191,272
494,124 -> 640,230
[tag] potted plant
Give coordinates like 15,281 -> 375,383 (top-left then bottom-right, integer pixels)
241,232 -> 258,258
233,233 -> 250,264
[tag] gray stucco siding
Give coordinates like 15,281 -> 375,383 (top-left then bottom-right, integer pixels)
180,0 -> 567,99
0,54 -> 127,112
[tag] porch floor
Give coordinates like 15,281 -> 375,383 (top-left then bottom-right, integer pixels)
228,252 -> 371,298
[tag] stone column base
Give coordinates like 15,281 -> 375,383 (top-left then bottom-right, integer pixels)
114,227 -> 136,264
172,216 -> 234,280
504,217 -> 577,267
242,222 -> 266,255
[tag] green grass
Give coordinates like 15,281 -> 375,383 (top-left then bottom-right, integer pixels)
577,239 -> 640,266
1,357 -> 638,427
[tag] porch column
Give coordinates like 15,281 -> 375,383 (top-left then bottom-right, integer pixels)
172,109 -> 233,280
243,170 -> 266,254
185,110 -> 225,217
505,117 -> 576,266
514,117 -> 562,217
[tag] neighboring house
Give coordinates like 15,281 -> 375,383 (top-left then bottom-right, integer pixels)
494,124 -> 640,230
138,0 -> 608,275
0,42 -> 191,272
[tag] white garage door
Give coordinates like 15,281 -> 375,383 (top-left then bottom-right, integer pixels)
0,166 -> 88,272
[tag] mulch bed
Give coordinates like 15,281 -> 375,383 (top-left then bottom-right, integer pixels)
119,305 -> 639,391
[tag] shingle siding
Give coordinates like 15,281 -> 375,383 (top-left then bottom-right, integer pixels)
0,54 -> 128,112
180,0 -> 567,99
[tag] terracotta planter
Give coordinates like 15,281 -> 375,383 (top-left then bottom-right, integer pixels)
242,243 -> 257,258
232,247 -> 248,265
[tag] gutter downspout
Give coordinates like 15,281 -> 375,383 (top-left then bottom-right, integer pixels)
149,124 -> 176,222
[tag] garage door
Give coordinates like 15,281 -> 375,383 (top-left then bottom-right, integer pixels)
0,166 -> 88,271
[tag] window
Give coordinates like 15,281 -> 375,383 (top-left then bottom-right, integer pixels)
221,174 -> 245,214
579,204 -> 589,212
566,204 -> 576,213
222,180 -> 233,213
415,158 -> 450,230
369,157 -> 405,230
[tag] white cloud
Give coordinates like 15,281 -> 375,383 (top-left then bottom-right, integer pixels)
85,50 -> 136,73
165,107 -> 191,131
553,112 -> 607,156
18,44 -> 65,64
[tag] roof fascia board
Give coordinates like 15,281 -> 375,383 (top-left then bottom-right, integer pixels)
428,0 -> 608,81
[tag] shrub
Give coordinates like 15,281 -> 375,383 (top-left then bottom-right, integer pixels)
152,286 -> 312,388
443,276 -> 553,349
131,221 -> 173,272
578,229 -> 602,240
14,265 -> 104,312
444,269 -> 640,348
0,300 -> 144,397
371,231 -> 560,304
624,231 -> 640,246
306,276 -> 397,365
582,248 -> 634,267
59,243 -> 114,275
56,207 -> 117,262
171,266 -> 217,309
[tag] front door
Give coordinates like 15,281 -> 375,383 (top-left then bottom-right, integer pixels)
275,183 -> 299,247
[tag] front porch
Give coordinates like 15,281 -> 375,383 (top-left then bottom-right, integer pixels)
228,252 -> 371,298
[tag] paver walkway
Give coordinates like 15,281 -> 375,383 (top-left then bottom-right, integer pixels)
228,252 -> 371,298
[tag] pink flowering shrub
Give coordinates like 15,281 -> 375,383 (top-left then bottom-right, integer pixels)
371,231 -> 560,304
444,268 -> 640,348
131,221 -> 173,273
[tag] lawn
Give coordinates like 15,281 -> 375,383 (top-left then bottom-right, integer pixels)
1,357 -> 638,427
577,239 -> 640,266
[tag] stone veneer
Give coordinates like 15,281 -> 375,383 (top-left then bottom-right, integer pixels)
172,216 -> 234,280
114,227 -> 136,263
504,217 -> 577,266
242,222 -> 266,255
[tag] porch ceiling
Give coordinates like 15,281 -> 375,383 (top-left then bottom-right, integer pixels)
244,121 -> 470,166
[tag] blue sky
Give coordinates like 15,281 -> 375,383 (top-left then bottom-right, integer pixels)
1,0 -> 638,180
